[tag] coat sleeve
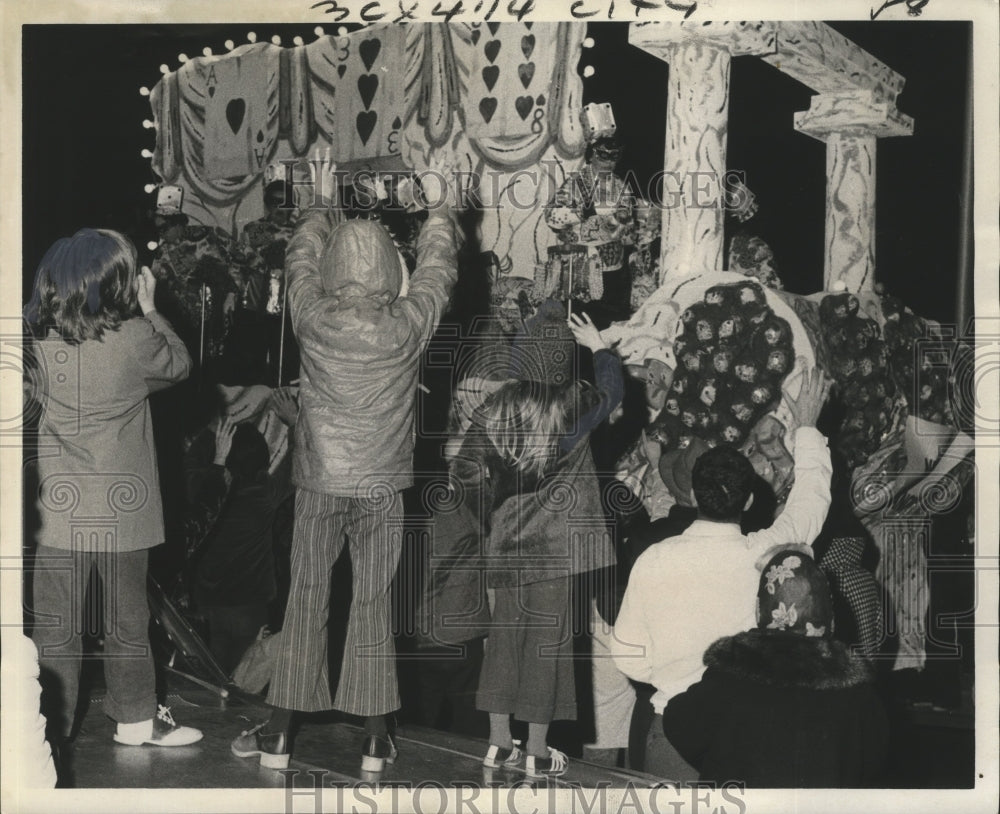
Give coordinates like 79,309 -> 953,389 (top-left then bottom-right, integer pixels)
399,209 -> 459,344
284,208 -> 336,345
560,348 -> 624,454
133,311 -> 193,393
746,426 -> 833,553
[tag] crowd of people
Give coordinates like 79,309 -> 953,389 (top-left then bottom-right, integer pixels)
22,154 -> 899,791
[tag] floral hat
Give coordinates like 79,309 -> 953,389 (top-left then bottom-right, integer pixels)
756,550 -> 834,638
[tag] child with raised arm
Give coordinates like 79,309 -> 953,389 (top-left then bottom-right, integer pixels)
25,229 -> 201,758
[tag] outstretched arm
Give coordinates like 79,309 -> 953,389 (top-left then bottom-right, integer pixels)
747,366 -> 834,552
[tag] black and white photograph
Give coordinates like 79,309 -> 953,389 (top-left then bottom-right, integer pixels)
1,1 -> 998,812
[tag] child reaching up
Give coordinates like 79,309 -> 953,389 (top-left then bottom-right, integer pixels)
441,303 -> 622,778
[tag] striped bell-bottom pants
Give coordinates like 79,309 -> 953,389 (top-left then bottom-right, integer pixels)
269,488 -> 403,716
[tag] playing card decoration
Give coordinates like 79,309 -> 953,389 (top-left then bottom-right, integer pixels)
464,22 -> 557,140
200,45 -> 280,179
307,26 -> 405,165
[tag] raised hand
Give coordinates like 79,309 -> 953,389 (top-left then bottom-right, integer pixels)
213,415 -> 238,466
568,311 -> 606,353
136,266 -> 157,315
270,387 -> 299,427
785,363 -> 832,429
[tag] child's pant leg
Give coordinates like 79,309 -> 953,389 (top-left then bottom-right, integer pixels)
333,492 -> 404,717
269,489 -> 349,711
477,576 -> 576,724
98,548 -> 157,725
30,545 -> 87,739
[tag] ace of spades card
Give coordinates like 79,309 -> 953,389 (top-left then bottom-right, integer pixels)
466,23 -> 552,139
202,46 -> 278,180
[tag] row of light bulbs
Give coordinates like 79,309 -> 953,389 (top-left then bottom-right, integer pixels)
138,30 -> 599,174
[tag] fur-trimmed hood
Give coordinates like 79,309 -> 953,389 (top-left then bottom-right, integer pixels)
704,629 -> 874,690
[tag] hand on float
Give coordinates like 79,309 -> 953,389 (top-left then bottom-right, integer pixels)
419,154 -> 462,211
308,145 -> 338,207
271,387 -> 299,427
786,363 -> 832,429
568,310 -> 606,353
136,266 -> 157,315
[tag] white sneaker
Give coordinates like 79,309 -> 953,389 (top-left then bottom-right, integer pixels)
114,705 -> 203,747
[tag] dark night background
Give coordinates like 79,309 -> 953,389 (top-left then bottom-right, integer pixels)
22,21 -> 971,324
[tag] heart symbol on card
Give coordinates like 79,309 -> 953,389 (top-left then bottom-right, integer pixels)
536,94 -> 546,106
391,116 -> 402,129
359,38 -> 382,72
487,22 -> 501,35
482,65 -> 500,92
521,34 -> 535,60
515,95 -> 533,121
226,99 -> 246,134
479,97 -> 498,123
208,85 -> 216,98
517,62 -> 535,89
484,40 -> 501,64
471,28 -> 481,45
337,64 -> 347,79
356,110 -> 377,145
358,74 -> 379,110
524,22 -> 533,29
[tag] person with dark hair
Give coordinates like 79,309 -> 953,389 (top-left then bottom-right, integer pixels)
25,228 -> 202,757
662,550 -> 889,787
689,445 -> 758,521
184,407 -> 296,675
612,367 -> 833,778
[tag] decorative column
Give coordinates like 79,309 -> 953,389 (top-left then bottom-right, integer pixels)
630,22 -> 777,283
795,89 -> 912,291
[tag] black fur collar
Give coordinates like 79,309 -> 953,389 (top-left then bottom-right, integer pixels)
703,629 -> 874,690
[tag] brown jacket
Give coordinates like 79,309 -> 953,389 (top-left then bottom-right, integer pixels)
33,312 -> 192,551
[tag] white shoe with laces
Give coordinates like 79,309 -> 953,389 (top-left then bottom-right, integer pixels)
525,746 -> 568,778
483,739 -> 524,768
114,705 -> 203,747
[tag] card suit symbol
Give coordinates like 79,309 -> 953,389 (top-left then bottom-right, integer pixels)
517,62 -> 535,89
484,39 -> 501,64
521,34 -> 535,60
208,85 -> 216,98
515,95 -> 533,121
487,22 -> 501,35
337,64 -> 347,79
471,29 -> 481,45
225,98 -> 246,134
482,65 -> 500,92
359,38 -> 382,72
479,97 -> 498,124
524,22 -> 533,29
536,94 -> 546,106
256,129 -> 265,143
356,110 -> 377,145
391,116 -> 402,129
358,74 -> 379,110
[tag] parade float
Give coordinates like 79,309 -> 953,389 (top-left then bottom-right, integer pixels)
143,20 -> 974,673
